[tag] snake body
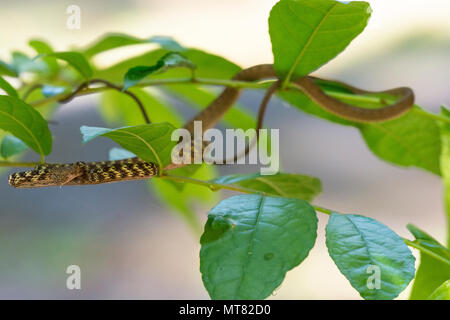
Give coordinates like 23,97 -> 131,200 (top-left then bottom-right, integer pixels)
8,64 -> 414,188
9,158 -> 158,188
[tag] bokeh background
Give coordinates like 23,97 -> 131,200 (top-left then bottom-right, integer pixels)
0,0 -> 449,299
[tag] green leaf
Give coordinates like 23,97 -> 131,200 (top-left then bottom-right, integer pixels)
360,110 -> 440,175
108,147 -> 136,161
407,224 -> 450,300
0,76 -> 18,98
95,48 -> 240,83
29,39 -> 54,54
123,52 -> 196,90
269,0 -> 371,85
427,280 -> 450,300
80,123 -> 176,168
43,52 -> 93,78
214,172 -> 322,202
412,255 -> 450,300
0,95 -> 52,158
100,87 -> 183,127
200,194 -> 318,299
326,213 -> 415,300
439,106 -> 450,247
83,33 -> 185,58
279,89 -> 441,175
1,135 -> 28,159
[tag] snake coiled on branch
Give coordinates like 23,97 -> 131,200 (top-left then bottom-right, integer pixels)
8,64 -> 414,188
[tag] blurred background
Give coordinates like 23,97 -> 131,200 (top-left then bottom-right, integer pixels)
0,0 -> 449,299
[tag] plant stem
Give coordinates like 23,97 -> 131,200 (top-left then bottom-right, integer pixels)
0,161 -> 40,167
29,78 -> 274,107
312,205 -> 333,215
403,238 -> 450,266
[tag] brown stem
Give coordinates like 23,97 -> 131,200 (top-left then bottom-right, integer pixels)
58,79 -> 151,124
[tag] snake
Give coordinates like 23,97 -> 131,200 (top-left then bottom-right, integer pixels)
8,64 -> 414,188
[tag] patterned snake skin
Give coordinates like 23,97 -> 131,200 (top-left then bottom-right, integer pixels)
9,158 -> 158,188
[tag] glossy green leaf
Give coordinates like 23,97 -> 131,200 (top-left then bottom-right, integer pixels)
83,33 -> 185,58
427,280 -> 450,300
279,89 -> 441,175
108,147 -> 136,161
408,224 -> 450,300
100,87 -> 183,127
43,52 -> 93,78
214,172 -> 322,202
123,52 -> 196,90
29,39 -> 54,54
360,110 -> 440,175
80,123 -> 176,168
326,213 -> 415,300
0,76 -> 18,98
269,0 -> 371,84
1,135 -> 28,159
200,194 -> 318,299
0,95 -> 52,157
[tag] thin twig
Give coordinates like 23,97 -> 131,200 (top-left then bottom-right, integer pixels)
89,79 -> 150,124
29,78 -> 275,107
58,78 -> 151,124
57,82 -> 89,104
0,161 -> 41,167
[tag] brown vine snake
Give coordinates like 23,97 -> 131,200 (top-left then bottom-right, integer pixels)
8,64 -> 414,188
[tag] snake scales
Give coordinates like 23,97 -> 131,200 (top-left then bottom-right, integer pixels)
8,64 -> 414,188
